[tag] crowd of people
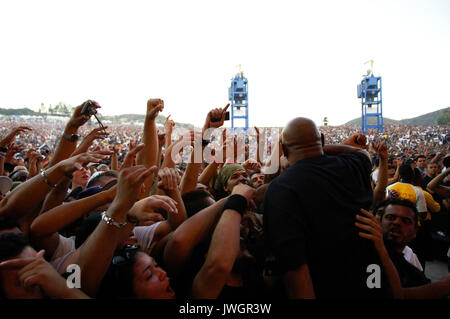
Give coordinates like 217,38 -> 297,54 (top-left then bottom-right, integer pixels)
0,99 -> 449,299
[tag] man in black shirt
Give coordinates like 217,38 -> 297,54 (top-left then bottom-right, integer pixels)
379,199 -> 450,298
421,162 -> 439,192
264,117 -> 391,299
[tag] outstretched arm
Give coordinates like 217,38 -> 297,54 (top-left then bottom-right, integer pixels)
191,184 -> 255,298
0,150 -> 111,222
30,186 -> 116,259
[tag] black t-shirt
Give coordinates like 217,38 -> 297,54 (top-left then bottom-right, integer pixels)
264,152 -> 391,299
386,244 -> 430,288
421,175 -> 433,191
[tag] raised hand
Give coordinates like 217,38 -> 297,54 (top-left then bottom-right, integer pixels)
58,150 -> 113,175
72,127 -> 109,156
112,165 -> 158,212
121,143 -> 145,170
0,126 -> 32,148
343,133 -> 368,149
127,194 -> 178,223
203,103 -> 230,130
372,140 -> 388,160
5,143 -> 24,163
164,115 -> 175,134
147,99 -> 164,120
157,167 -> 181,191
66,100 -> 101,131
231,183 -> 257,211
242,159 -> 261,173
355,208 -> 384,254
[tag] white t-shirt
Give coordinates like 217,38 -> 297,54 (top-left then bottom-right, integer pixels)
133,222 -> 162,255
402,245 -> 423,272
50,222 -> 163,274
371,168 -> 379,185
50,235 -> 78,274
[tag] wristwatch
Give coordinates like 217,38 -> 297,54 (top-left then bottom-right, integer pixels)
62,132 -> 79,142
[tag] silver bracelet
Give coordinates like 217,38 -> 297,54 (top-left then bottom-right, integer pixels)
101,211 -> 127,229
41,170 -> 57,188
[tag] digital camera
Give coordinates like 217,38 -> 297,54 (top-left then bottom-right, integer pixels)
81,100 -> 98,116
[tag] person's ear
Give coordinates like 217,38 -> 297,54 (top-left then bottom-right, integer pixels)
281,144 -> 288,158
223,181 -> 229,193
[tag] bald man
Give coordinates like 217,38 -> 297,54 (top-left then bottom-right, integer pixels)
263,118 -> 391,299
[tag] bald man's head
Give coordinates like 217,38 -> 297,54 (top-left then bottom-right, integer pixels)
281,117 -> 323,163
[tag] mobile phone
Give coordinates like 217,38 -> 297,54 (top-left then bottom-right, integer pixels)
210,111 -> 230,122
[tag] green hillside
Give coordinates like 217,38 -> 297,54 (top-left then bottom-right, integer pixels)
344,107 -> 450,126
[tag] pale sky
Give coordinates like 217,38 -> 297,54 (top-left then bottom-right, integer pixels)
1,0 -> 449,127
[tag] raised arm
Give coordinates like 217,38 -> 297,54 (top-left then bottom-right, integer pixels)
49,101 -> 101,167
77,164 -> 157,296
163,197 -> 227,277
324,133 -> 371,159
373,141 -> 389,205
191,184 -> 255,298
164,115 -> 175,149
180,132 -> 204,195
71,126 -> 109,157
30,186 -> 116,258
0,150 -> 111,222
427,167 -> 450,197
153,167 -> 187,239
136,98 -> 164,197
388,157 -> 402,185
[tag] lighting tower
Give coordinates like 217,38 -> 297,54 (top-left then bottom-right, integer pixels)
228,65 -> 249,131
357,60 -> 383,133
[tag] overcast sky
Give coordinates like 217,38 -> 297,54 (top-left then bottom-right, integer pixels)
1,0 -> 449,128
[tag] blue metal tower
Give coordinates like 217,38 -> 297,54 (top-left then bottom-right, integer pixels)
228,69 -> 248,131
357,62 -> 383,133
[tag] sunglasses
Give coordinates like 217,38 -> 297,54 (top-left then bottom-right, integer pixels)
112,245 -> 140,266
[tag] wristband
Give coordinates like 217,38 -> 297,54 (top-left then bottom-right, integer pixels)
40,170 -> 57,188
223,194 -> 247,216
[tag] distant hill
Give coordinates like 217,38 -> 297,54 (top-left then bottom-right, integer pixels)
1,106 -> 448,127
0,107 -> 40,116
345,107 -> 450,126
0,108 -> 195,129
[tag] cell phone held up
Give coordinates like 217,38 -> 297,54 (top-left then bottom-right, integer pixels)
210,111 -> 230,122
81,100 -> 97,116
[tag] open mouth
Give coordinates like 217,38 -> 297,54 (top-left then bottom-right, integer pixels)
166,283 -> 175,297
389,228 -> 401,238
